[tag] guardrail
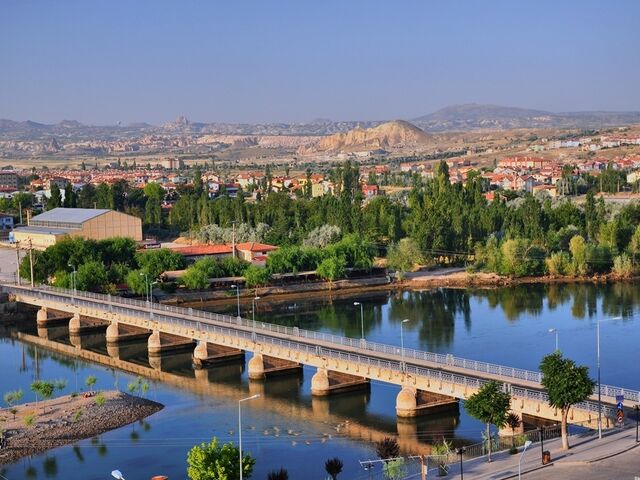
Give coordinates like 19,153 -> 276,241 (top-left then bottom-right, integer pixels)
0,282 -> 633,411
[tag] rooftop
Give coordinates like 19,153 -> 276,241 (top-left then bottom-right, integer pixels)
30,208 -> 111,225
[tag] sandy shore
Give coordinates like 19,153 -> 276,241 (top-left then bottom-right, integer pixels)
0,390 -> 163,465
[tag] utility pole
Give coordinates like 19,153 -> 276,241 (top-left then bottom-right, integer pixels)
15,241 -> 21,286
18,200 -> 23,225
232,221 -> 236,259
28,238 -> 34,287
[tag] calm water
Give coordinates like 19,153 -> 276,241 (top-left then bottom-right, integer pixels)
2,283 -> 640,479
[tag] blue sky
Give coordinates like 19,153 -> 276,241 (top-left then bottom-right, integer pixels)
1,0 -> 639,124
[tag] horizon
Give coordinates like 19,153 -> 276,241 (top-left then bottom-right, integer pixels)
5,102 -> 640,128
2,1 -> 639,124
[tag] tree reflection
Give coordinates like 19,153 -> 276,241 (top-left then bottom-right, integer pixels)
388,289 -> 471,351
42,456 -> 57,477
72,444 -> 84,463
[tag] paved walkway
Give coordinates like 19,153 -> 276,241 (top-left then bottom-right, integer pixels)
439,425 -> 640,479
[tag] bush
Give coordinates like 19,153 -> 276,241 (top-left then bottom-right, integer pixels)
244,265 -> 272,288
302,224 -> 341,248
613,253 -> 634,278
546,252 -> 571,276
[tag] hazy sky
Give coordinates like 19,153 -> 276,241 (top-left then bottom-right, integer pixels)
1,0 -> 639,124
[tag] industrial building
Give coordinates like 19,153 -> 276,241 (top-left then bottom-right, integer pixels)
11,208 -> 142,249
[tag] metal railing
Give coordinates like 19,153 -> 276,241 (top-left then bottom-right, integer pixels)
0,283 -> 633,412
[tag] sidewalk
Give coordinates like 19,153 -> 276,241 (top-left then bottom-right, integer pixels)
442,425 -> 640,479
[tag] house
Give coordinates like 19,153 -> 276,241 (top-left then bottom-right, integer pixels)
235,242 -> 278,263
361,184 -> 379,198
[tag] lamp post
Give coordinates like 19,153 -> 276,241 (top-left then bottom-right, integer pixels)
239,394 -> 260,480
150,280 -> 158,304
518,440 -> 532,480
252,296 -> 260,336
400,318 -> 410,372
456,447 -> 466,479
232,284 -> 241,319
140,272 -> 149,302
548,328 -> 558,351
68,264 -> 76,295
354,301 -> 364,339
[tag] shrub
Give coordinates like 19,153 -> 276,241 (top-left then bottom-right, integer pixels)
613,253 -> 634,278
546,252 -> 571,276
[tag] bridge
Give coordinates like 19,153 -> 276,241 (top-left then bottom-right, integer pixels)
1,283 -> 635,430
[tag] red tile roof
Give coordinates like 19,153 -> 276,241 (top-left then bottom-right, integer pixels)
236,242 -> 278,252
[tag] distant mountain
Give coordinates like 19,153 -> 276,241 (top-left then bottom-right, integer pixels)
413,103 -> 640,132
298,120 -> 431,154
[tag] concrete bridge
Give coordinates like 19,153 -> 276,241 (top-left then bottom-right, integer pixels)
1,283 -> 635,429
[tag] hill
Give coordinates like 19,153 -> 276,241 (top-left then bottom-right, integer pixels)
298,120 -> 431,154
413,104 -> 640,132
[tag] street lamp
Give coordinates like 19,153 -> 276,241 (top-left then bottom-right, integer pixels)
111,470 -> 125,480
150,280 -> 158,304
548,328 -> 558,352
252,296 -> 260,335
518,440 -> 532,480
596,316 -> 622,439
400,318 -> 410,372
231,284 -> 241,319
456,447 -> 466,479
68,264 -> 76,294
140,272 -> 149,302
238,394 -> 260,480
354,301 -> 364,339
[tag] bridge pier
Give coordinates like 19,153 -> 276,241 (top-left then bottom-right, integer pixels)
106,321 -> 151,344
148,330 -> 195,356
69,313 -> 109,335
311,368 -> 370,396
396,386 -> 459,418
247,353 -> 302,380
193,341 -> 244,368
36,307 -> 73,326
37,325 -> 67,341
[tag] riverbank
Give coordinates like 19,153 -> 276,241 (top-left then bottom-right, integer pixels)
405,268 -> 640,288
0,391 -> 163,465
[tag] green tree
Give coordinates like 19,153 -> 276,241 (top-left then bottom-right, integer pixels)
324,457 -> 343,480
76,260 -> 109,292
540,352 -> 595,450
464,381 -> 511,462
30,380 -> 54,412
386,238 -> 424,279
136,249 -> 185,278
505,412 -> 521,451
243,265 -> 272,290
181,265 -> 212,290
47,184 -> 62,210
63,182 -> 77,208
4,389 -> 23,420
316,256 -> 346,285
569,235 -> 588,276
187,437 -> 255,480
630,224 -> 640,265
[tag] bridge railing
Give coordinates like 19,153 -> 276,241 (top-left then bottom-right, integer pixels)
3,283 -> 638,406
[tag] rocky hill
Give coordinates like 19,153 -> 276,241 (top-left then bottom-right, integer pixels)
298,120 -> 431,154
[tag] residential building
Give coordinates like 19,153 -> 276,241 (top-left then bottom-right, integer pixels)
0,170 -> 19,192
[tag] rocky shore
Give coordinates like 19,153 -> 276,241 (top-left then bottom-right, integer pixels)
0,391 -> 163,465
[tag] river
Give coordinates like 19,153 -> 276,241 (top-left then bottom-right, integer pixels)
1,283 -> 639,479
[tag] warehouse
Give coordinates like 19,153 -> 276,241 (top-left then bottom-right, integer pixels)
11,208 -> 142,249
